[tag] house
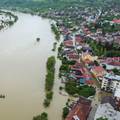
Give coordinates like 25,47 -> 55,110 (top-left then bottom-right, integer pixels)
91,66 -> 106,78
112,19 -> 120,24
64,34 -> 73,41
62,28 -> 70,35
71,63 -> 93,85
70,62 -> 83,70
65,51 -> 79,61
101,73 -> 120,92
100,57 -> 120,70
79,75 -> 94,85
108,62 -> 120,69
65,97 -> 92,120
64,40 -> 74,48
82,44 -> 92,53
83,27 -> 91,35
94,103 -> 120,120
102,63 -> 120,71
67,54 -> 79,61
75,34 -> 83,45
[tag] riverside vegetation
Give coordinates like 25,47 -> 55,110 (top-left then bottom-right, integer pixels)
0,10 -> 18,30
51,24 -> 60,41
43,56 -> 56,107
33,112 -> 48,120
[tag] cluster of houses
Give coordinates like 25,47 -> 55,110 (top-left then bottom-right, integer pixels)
87,31 -> 120,46
99,57 -> 120,93
41,4 -> 120,120
41,6 -> 99,23
94,96 -> 120,120
65,95 -> 120,120
62,51 -> 120,120
60,27 -> 120,93
59,26 -> 120,120
60,27 -> 98,86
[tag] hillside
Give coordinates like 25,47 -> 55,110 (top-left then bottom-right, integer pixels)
0,0 -> 120,10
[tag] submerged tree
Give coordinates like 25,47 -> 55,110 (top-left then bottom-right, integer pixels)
33,112 -> 48,120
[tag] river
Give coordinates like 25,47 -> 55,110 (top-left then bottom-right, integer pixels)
0,12 -> 68,120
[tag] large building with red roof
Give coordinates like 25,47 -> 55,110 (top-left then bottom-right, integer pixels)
65,97 -> 92,120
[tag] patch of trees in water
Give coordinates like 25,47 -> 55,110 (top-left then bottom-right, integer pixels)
0,94 -> 5,99
33,112 -> 48,120
0,10 -> 18,30
44,56 -> 56,107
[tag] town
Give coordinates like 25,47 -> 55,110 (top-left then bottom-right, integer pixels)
40,3 -> 120,120
0,0 -> 120,120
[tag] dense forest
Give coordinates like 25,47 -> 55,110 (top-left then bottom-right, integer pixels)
0,0 -> 120,10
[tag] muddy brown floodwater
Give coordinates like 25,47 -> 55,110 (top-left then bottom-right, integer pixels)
0,12 -> 68,120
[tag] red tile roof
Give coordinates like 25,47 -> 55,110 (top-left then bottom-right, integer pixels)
112,19 -> 120,24
64,40 -> 73,47
109,62 -> 120,66
92,66 -> 105,71
67,54 -> 79,60
75,35 -> 83,43
67,51 -> 77,55
65,97 -> 91,120
71,62 -> 83,69
85,80 -> 94,85
102,57 -> 120,65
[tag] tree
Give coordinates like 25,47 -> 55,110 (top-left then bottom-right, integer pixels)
33,112 -> 48,120
112,68 -> 120,75
46,91 -> 53,100
62,107 -> 69,119
65,81 -> 77,95
39,112 -> 48,120
43,99 -> 50,107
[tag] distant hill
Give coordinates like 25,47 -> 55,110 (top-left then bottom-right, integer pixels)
0,0 -> 119,10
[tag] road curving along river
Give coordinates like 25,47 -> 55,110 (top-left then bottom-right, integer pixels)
0,12 -> 68,120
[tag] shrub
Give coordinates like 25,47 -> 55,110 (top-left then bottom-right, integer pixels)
33,112 -> 48,120
43,99 -> 50,107
46,91 -> 53,100
62,107 -> 69,119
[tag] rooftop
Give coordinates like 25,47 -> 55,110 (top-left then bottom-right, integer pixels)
101,96 -> 117,110
92,66 -> 105,73
65,97 -> 91,120
114,88 -> 120,98
112,19 -> 120,24
105,73 -> 120,81
64,40 -> 74,47
94,103 -> 120,120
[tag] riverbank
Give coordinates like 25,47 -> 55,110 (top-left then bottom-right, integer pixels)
0,10 -> 18,30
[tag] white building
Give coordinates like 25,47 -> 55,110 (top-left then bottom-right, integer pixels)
114,88 -> 120,100
114,88 -> 120,109
101,73 -> 120,92
94,103 -> 120,120
103,63 -> 120,70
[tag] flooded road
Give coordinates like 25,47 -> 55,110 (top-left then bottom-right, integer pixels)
0,13 -> 67,120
